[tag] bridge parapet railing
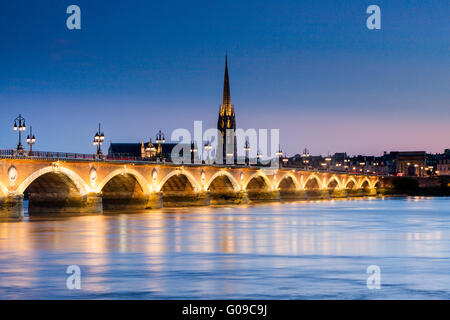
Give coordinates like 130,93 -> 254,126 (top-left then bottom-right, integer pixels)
0,149 -> 383,176
0,149 -> 97,161
0,149 -> 160,163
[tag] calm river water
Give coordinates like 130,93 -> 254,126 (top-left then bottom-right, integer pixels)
1,197 -> 450,299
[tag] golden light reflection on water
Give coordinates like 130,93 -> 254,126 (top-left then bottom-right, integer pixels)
1,198 -> 450,298
0,200 -> 448,258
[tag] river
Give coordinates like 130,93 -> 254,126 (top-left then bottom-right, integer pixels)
0,197 -> 449,299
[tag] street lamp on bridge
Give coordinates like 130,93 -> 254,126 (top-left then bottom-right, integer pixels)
256,149 -> 263,166
13,114 -> 27,155
190,141 -> 198,164
155,130 -> 165,161
243,139 -> 250,166
93,123 -> 105,157
26,126 -> 36,155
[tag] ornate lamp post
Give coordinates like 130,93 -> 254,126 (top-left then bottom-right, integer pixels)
13,114 -> 27,154
243,139 -> 250,166
204,141 -> 212,165
256,149 -> 263,166
155,130 -> 165,161
301,148 -> 310,170
93,123 -> 105,157
26,126 -> 36,155
190,141 -> 198,164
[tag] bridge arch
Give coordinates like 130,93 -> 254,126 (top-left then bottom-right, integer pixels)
344,177 -> 358,189
244,172 -> 273,191
374,180 -> 381,188
303,174 -> 323,190
359,177 -> 372,189
96,168 -> 150,195
327,175 -> 342,190
96,168 -> 151,210
205,171 -> 240,193
157,170 -> 201,193
16,166 -> 90,196
276,173 -> 300,191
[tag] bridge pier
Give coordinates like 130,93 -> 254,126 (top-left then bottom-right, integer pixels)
363,188 -> 377,197
236,190 -> 250,204
210,190 -> 249,205
102,196 -> 148,211
162,191 -> 210,207
279,190 -> 307,201
305,189 -> 330,200
146,192 -> 163,209
84,194 -> 103,213
348,189 -> 364,197
248,190 -> 280,202
0,195 -> 24,220
101,192 -> 163,211
27,193 -> 103,215
329,189 -> 348,199
196,191 -> 211,206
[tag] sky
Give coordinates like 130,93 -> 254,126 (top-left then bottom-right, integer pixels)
0,0 -> 449,156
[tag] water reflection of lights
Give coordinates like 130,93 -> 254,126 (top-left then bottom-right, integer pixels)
407,231 -> 442,241
1,198 -> 450,298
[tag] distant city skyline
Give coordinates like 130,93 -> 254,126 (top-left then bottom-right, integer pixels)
0,1 -> 449,156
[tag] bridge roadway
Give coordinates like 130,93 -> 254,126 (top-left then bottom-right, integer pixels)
0,151 -> 381,219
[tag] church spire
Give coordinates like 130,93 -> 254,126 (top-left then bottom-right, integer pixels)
220,55 -> 233,116
217,55 -> 237,162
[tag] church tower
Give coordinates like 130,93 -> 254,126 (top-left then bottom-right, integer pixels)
217,55 -> 236,162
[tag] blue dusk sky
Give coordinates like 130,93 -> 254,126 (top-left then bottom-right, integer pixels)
0,0 -> 449,156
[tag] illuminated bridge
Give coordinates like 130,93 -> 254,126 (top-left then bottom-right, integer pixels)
0,150 -> 381,219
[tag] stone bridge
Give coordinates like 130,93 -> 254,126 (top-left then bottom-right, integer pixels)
0,157 -> 381,219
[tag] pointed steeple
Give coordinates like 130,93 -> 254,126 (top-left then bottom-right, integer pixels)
217,55 -> 237,162
220,55 -> 233,116
222,55 -> 231,108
